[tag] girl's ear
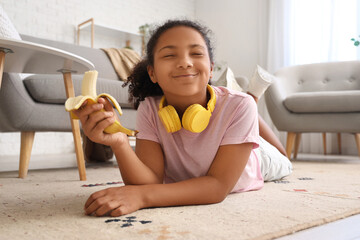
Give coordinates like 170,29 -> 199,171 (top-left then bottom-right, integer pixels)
147,65 -> 157,83
209,62 -> 214,79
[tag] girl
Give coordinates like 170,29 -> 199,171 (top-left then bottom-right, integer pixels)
75,19 -> 292,217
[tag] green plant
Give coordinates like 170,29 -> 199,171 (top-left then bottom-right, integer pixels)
139,24 -> 150,35
351,36 -> 360,46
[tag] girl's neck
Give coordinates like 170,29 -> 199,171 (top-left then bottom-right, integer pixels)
163,90 -> 209,117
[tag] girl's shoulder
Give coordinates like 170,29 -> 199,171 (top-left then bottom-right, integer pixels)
137,95 -> 163,114
212,86 -> 257,116
212,86 -> 253,104
139,95 -> 162,107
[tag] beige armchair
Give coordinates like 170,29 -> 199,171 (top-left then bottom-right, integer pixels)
264,61 -> 360,159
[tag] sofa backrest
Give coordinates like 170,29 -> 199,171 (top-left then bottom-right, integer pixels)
274,61 -> 360,95
21,34 -> 119,81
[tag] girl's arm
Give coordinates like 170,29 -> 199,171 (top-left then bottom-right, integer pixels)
84,142 -> 253,217
142,142 -> 253,206
74,98 -> 164,185
112,138 -> 164,185
258,115 -> 287,157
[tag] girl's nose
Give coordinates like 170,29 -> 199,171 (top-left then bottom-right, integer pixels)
176,56 -> 193,69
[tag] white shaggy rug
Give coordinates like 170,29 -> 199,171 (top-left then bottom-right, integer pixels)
1,154 -> 360,240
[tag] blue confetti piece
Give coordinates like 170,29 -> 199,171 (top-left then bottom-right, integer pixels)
105,216 -> 152,226
140,221 -> 152,224
121,223 -> 133,228
274,180 -> 290,184
298,177 -> 314,180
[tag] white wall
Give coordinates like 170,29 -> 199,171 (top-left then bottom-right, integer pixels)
1,0 -> 195,46
195,0 -> 268,79
0,0 -> 195,169
195,0 -> 359,156
195,0 -> 284,150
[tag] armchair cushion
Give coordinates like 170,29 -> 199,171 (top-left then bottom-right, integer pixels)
283,90 -> 360,113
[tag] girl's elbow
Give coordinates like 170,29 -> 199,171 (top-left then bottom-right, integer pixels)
208,191 -> 228,204
212,194 -> 227,204
208,182 -> 232,203
123,178 -> 162,186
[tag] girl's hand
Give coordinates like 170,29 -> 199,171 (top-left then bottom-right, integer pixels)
73,97 -> 128,148
84,186 -> 145,217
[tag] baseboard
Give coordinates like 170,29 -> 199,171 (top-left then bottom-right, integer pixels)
0,153 -> 78,172
0,137 -> 136,172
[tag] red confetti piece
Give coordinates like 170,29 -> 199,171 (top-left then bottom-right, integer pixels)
294,189 -> 307,192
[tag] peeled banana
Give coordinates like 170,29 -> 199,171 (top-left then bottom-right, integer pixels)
65,70 -> 137,136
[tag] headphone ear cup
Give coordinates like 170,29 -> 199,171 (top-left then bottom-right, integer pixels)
182,104 -> 212,133
158,105 -> 182,133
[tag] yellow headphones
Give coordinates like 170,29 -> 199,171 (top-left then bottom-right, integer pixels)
158,85 -> 216,133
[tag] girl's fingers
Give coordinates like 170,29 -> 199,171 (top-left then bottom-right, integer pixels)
92,115 -> 115,133
99,98 -> 118,120
95,200 -> 121,217
110,205 -> 129,217
80,110 -> 113,138
101,98 -> 115,112
74,102 -> 103,122
84,189 -> 107,209
85,196 -> 111,216
84,200 -> 102,216
88,111 -> 113,128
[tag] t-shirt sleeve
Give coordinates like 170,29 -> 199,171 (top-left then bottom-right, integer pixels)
135,98 -> 160,143
220,95 -> 259,148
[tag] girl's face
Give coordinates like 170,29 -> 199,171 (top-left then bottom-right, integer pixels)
148,26 -> 213,103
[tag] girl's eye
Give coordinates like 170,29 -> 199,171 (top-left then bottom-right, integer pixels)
192,52 -> 203,56
163,54 -> 175,58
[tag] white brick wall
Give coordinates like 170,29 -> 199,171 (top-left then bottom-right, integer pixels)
1,0 -> 195,46
0,0 -> 195,169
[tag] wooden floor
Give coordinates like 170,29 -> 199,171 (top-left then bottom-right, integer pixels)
276,214 -> 360,240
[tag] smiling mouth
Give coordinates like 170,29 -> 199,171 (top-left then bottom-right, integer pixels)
173,73 -> 199,78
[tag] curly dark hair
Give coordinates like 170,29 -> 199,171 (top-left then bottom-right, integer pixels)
123,19 -> 214,109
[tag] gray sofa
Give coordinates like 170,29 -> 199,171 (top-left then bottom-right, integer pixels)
0,35 -> 137,177
0,34 -> 137,132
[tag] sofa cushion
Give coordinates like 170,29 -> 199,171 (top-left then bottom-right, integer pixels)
212,67 -> 244,92
23,74 -> 133,108
283,90 -> 360,113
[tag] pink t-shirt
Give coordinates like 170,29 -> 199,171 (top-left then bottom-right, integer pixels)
136,86 -> 264,193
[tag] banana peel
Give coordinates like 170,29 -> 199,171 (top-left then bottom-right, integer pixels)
65,70 -> 137,136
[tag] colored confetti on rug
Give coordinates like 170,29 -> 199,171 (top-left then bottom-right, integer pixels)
274,180 -> 290,184
105,216 -> 152,227
298,177 -> 314,180
293,189 -> 308,192
81,181 -> 123,187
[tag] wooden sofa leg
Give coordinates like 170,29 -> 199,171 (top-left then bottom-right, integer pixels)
19,131 -> 35,178
286,132 -> 296,159
293,133 -> 301,159
322,133 -> 327,155
355,133 -> 360,158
